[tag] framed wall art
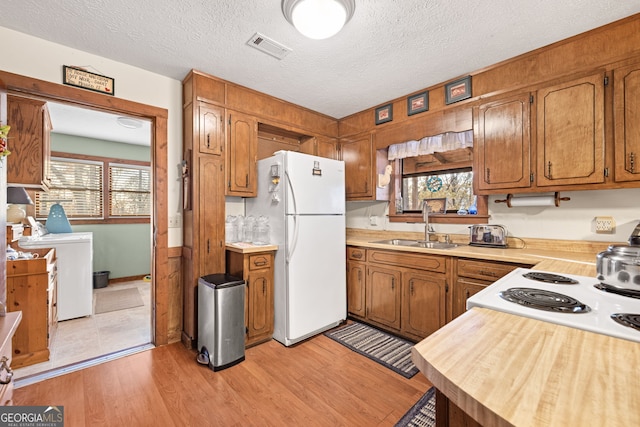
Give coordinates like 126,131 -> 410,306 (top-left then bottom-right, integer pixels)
407,91 -> 429,116
444,76 -> 472,105
375,103 -> 393,125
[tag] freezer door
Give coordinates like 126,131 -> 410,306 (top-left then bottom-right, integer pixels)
283,151 -> 345,215
285,214 -> 346,342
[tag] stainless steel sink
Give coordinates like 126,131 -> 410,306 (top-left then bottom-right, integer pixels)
414,241 -> 458,249
370,239 -> 458,249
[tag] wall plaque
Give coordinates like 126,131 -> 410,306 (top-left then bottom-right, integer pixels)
63,66 -> 115,95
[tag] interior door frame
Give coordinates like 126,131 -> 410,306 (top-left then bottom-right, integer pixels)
0,70 -> 170,346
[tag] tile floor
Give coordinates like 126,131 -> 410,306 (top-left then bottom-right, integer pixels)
14,280 -> 153,381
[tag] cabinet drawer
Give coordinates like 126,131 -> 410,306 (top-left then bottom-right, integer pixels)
457,258 -> 529,281
369,250 -> 446,273
347,247 -> 366,262
249,254 -> 272,270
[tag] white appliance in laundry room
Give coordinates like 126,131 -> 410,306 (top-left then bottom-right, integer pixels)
246,151 -> 346,346
19,232 -> 94,321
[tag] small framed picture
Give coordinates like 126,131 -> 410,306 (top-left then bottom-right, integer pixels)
445,76 -> 472,105
407,91 -> 429,116
424,198 -> 448,214
375,103 -> 393,125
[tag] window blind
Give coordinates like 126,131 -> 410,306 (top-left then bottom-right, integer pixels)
109,163 -> 151,217
36,158 -> 103,219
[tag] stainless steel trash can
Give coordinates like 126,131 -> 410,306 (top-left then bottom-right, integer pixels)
197,274 -> 246,371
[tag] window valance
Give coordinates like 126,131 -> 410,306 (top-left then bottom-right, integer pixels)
387,130 -> 473,161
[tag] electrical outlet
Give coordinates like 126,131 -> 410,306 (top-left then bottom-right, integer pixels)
369,216 -> 378,226
595,216 -> 615,233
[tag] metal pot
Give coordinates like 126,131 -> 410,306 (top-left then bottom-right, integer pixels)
596,245 -> 640,291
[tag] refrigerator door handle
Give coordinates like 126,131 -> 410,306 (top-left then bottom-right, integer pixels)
285,170 -> 299,263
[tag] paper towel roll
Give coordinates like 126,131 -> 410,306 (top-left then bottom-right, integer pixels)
508,195 -> 557,207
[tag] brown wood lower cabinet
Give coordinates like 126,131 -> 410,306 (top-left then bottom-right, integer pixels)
226,249 -> 275,347
402,270 -> 446,339
451,258 -> 533,321
347,246 -> 535,340
6,248 -> 57,368
367,265 -> 402,330
347,246 -> 448,342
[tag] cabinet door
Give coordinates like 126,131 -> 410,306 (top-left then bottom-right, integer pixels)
317,137 -> 339,160
402,271 -> 446,339
7,95 -> 51,189
475,93 -> 532,191
227,111 -> 257,196
614,63 -> 640,182
246,269 -> 274,341
536,73 -> 605,187
347,260 -> 366,317
199,156 -> 225,275
452,278 -> 490,321
366,265 -> 401,329
341,133 -> 374,200
199,103 -> 224,156
7,273 -> 49,368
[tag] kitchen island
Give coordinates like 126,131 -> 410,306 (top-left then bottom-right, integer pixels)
411,306 -> 640,426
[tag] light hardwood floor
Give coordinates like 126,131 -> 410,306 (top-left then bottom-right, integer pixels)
13,329 -> 432,426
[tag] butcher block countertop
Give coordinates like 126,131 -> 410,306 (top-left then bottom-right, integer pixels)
411,308 -> 640,427
347,228 -> 639,426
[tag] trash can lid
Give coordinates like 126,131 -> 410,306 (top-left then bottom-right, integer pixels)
198,273 -> 245,289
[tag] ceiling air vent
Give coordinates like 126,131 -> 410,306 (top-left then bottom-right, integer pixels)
247,32 -> 292,60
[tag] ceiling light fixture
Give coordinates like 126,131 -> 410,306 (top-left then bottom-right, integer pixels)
282,0 -> 355,40
116,116 -> 143,129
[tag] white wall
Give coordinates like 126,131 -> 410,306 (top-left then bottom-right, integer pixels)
347,188 -> 640,243
0,26 -> 184,247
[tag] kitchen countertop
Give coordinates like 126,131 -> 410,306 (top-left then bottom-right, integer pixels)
226,242 -> 278,254
346,229 -> 611,276
411,307 -> 640,427
348,228 -> 638,425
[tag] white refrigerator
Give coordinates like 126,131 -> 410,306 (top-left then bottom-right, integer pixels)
246,151 -> 346,346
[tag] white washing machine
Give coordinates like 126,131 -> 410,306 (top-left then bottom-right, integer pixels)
19,232 -> 93,321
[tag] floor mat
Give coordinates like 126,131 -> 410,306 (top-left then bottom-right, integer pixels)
324,321 -> 419,378
95,288 -> 143,314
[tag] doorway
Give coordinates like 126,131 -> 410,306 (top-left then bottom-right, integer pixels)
0,71 -> 170,378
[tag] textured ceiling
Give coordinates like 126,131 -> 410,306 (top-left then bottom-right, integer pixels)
3,1 -> 640,125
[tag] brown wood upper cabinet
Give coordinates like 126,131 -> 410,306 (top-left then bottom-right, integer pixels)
199,102 -> 224,156
300,136 -> 339,160
474,72 -> 606,194
614,62 -> 640,183
536,73 -> 605,187
341,132 -> 374,199
474,93 -> 532,191
227,111 -> 258,196
7,95 -> 52,190
341,132 -> 389,201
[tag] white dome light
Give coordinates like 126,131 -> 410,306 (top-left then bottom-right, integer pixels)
282,0 -> 355,40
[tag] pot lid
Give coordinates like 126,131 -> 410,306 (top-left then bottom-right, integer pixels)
606,244 -> 640,257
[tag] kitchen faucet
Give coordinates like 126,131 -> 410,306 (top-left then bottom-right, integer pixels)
422,201 -> 435,242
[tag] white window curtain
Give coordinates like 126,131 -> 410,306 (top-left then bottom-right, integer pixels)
387,130 -> 473,160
